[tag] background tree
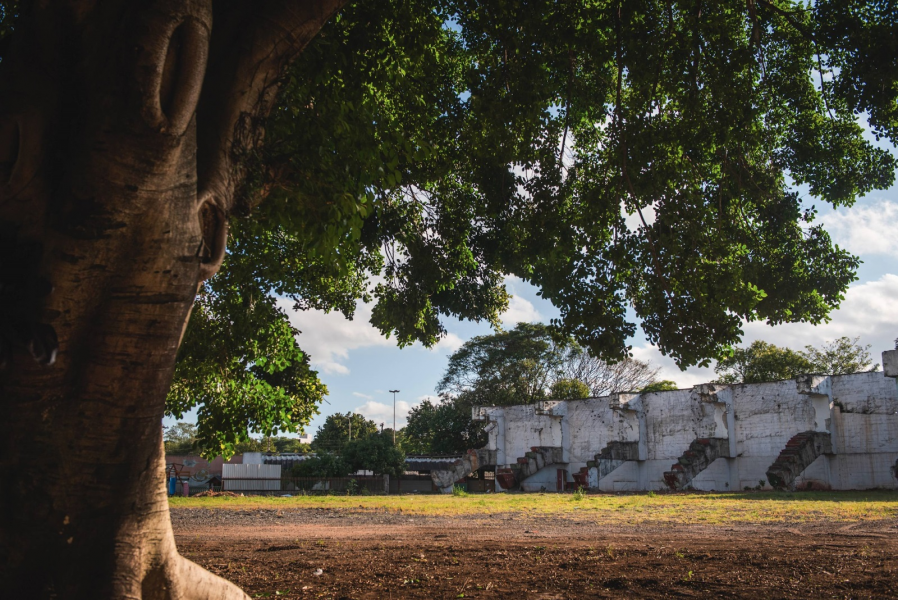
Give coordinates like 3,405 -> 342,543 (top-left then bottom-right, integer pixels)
268,438 -> 312,454
549,379 -> 591,400
801,336 -> 877,376
558,349 -> 661,396
715,341 -> 815,383
640,380 -> 680,393
311,412 -> 378,454
438,323 -> 574,406
715,337 -> 878,384
163,423 -> 198,456
439,322 -> 661,404
404,396 -> 489,455
290,452 -> 351,479
238,436 -> 312,454
2,1 -> 896,597
343,433 -> 407,477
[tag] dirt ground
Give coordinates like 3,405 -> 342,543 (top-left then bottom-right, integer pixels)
172,504 -> 898,599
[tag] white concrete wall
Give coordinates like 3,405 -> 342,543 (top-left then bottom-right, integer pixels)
498,404 -> 561,461
477,368 -> 898,491
642,390 -> 718,460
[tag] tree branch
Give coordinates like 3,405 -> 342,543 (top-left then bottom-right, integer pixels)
196,0 -> 348,217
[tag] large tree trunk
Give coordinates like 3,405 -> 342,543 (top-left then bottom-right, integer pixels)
0,1 -> 344,597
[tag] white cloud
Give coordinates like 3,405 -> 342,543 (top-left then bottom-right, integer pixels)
352,392 -> 373,401
621,200 -> 657,232
501,295 -> 542,326
630,344 -> 716,389
281,294 -> 468,372
630,274 -> 898,385
739,274 -> 898,359
820,200 -> 898,257
430,332 -> 464,354
281,300 -> 392,376
353,399 -> 418,428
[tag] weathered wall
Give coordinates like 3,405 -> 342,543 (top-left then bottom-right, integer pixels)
476,362 -> 898,492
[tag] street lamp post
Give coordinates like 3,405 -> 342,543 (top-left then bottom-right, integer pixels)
389,389 -> 400,445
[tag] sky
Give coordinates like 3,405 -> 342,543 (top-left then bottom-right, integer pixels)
165,137 -> 898,442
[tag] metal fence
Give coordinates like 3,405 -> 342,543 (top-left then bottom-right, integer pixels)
222,463 -> 282,492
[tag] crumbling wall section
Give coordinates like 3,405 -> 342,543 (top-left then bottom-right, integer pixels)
477,365 -> 898,492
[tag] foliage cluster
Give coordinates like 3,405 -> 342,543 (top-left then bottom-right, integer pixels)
292,432 -> 406,478
310,412 -> 380,454
714,336 -> 878,384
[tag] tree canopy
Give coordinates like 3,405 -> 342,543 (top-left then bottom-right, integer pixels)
290,452 -> 352,479
311,412 -> 379,453
343,433 -> 407,477
163,423 -> 198,456
173,0 -> 895,457
438,322 -> 660,403
714,336 -> 878,383
404,397 -> 488,455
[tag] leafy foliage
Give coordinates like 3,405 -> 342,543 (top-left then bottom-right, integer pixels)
714,336 -> 877,383
438,322 -> 574,405
800,336 -> 877,376
343,433 -> 407,477
290,452 -> 352,479
166,273 -> 325,459
438,322 -> 660,403
549,378 -> 591,400
640,380 -> 680,393
163,422 -> 198,456
311,412 -> 379,454
715,341 -> 815,383
174,1 -> 896,456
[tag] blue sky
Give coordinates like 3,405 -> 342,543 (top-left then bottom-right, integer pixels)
166,137 -> 898,441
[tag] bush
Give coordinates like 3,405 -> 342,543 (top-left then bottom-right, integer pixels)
343,432 -> 406,477
290,452 -> 351,478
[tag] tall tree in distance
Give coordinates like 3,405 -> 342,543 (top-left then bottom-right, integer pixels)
558,348 -> 661,396
438,323 -> 575,406
343,432 -> 407,477
163,422 -> 198,456
714,341 -> 813,384
438,322 -> 662,405
801,336 -> 877,376
404,396 -> 489,455
715,337 -> 878,384
311,412 -> 378,454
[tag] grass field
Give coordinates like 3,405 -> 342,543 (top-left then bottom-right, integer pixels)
170,490 -> 898,524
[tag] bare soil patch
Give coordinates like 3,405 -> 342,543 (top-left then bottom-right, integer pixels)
172,502 -> 898,598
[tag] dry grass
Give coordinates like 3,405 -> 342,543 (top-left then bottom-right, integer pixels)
170,490 -> 898,524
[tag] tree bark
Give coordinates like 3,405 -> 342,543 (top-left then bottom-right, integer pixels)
0,1 -> 344,597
